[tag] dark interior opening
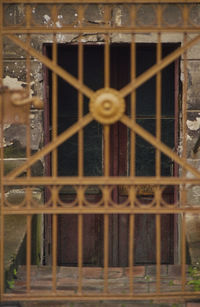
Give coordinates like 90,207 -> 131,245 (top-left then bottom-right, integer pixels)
45,43 -> 179,266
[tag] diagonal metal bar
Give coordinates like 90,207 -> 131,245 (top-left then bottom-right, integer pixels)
6,113 -> 93,179
120,34 -> 200,98
120,115 -> 200,179
6,35 -> 94,99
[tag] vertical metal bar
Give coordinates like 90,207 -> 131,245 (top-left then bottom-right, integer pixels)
26,2 -> 31,29
156,212 -> 161,293
104,124 -> 109,293
52,34 -> 58,178
25,5 -> 32,294
104,33 -> 110,176
104,213 -> 109,293
25,6 -> 31,179
157,4 -> 162,29
130,5 -> 136,28
156,33 -> 161,178
52,34 -> 58,292
129,34 -> 136,294
104,32 -> 110,293
130,34 -> 136,178
182,34 -> 187,169
183,4 -> 188,28
26,215 -> 31,293
174,59 -> 179,264
78,39 -> 84,177
78,4 -> 84,28
78,38 -> 83,294
129,214 -> 134,294
52,213 -> 57,292
104,125 -> 110,178
0,0 -> 4,300
181,212 -> 186,292
156,33 -> 161,294
104,34 -> 110,89
181,33 -> 188,292
78,214 -> 83,294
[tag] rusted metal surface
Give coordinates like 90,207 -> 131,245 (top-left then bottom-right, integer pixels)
1,0 -> 200,303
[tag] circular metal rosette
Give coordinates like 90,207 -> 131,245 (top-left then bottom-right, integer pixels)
160,185 -> 179,208
135,185 -> 156,208
4,187 -> 26,208
30,186 -> 52,208
89,88 -> 125,125
83,185 -> 104,208
109,185 -> 130,208
57,186 -> 78,208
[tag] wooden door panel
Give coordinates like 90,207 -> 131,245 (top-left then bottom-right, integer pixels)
45,44 -> 178,266
58,214 -> 103,266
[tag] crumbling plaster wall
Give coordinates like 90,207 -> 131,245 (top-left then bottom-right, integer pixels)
2,3 -> 200,264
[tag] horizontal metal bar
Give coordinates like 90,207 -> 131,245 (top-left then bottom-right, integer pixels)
2,28 -> 200,34
3,176 -> 200,185
3,291 -> 200,301
2,0 -> 200,3
3,207 -> 200,215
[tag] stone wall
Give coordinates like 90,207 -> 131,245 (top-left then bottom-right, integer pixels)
2,3 -> 200,265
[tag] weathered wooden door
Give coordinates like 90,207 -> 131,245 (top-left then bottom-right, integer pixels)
46,43 -> 177,266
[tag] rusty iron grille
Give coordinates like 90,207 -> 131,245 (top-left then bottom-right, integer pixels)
1,0 -> 200,303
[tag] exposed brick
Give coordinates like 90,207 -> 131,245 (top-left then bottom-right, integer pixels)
186,303 -> 200,307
